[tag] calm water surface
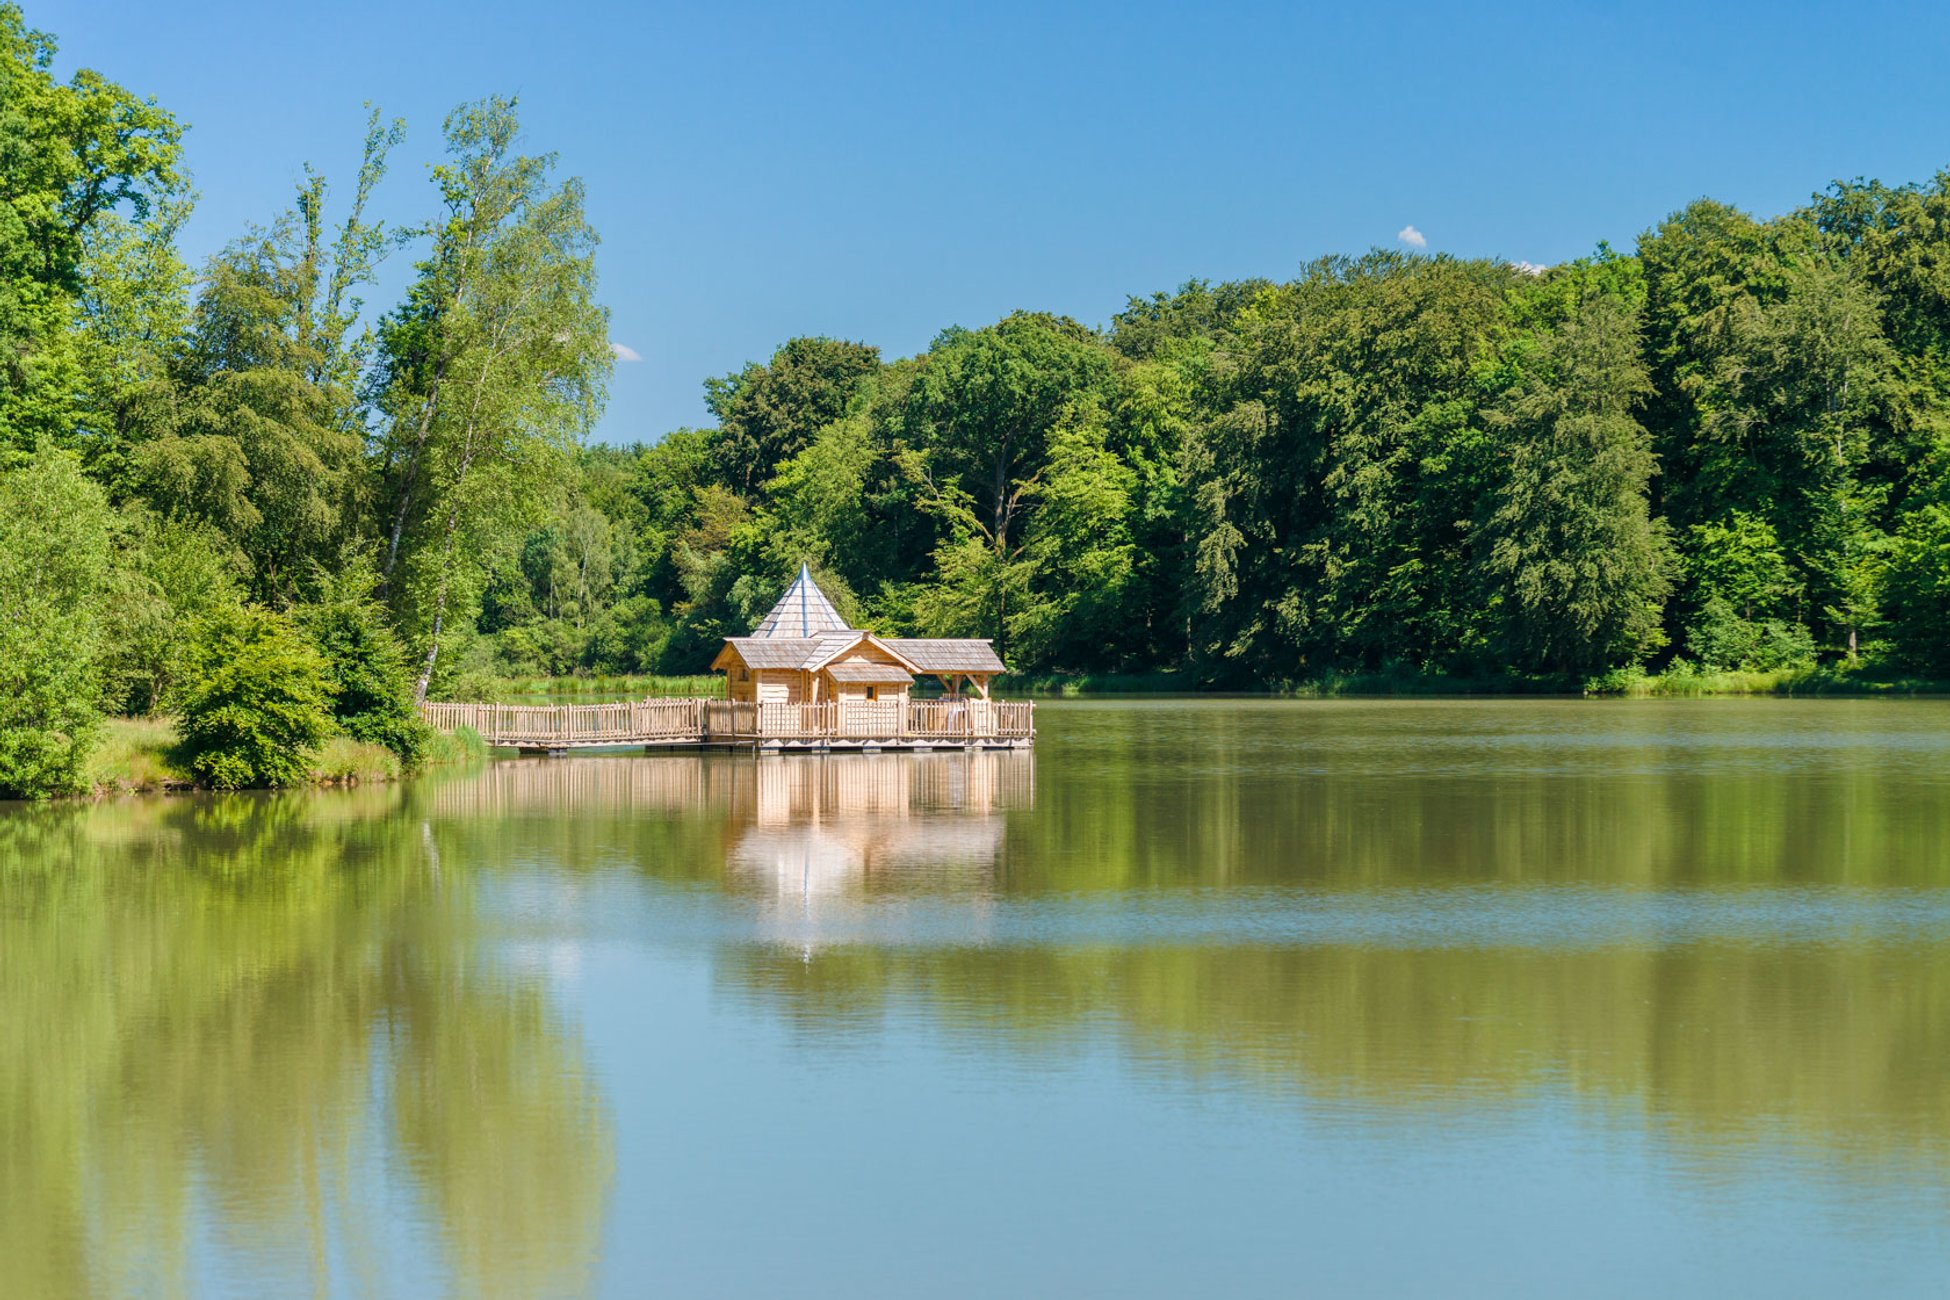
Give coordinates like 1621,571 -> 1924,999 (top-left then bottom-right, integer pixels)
5,699 -> 1949,1296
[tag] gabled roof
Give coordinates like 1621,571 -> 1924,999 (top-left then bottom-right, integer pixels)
716,630 -> 927,674
714,567 -> 1007,676
749,563 -> 853,639
805,631 -> 919,674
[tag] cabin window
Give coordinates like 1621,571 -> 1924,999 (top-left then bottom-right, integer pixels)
738,669 -> 749,682
865,685 -> 878,701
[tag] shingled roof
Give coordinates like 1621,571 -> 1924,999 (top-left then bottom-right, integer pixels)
717,630 -> 861,668
719,637 -> 822,668
750,564 -> 853,638
718,568 -> 1007,676
881,638 -> 1006,674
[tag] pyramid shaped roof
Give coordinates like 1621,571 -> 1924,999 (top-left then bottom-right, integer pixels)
749,564 -> 854,639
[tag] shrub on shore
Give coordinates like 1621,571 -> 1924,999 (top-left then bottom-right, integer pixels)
172,608 -> 334,790
299,566 -> 431,768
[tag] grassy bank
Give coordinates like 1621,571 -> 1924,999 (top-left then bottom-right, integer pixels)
1002,661 -> 1950,698
84,718 -> 193,794
1004,666 -> 1573,697
995,669 -> 1202,696
1586,662 -> 1950,697
81,718 -> 489,797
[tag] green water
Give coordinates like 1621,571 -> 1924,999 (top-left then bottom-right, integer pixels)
5,699 -> 1948,1296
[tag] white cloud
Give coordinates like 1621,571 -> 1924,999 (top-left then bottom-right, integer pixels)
1511,260 -> 1549,276
610,342 -> 642,363
1397,224 -> 1427,250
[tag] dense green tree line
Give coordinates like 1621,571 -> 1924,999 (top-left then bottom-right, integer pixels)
3,3 -> 1949,792
510,205 -> 1947,688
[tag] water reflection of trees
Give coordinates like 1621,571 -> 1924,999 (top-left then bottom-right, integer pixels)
719,940 -> 1950,1173
0,790 -> 610,1298
14,706 -> 1943,1292
408,737 -> 1950,1175
669,706 -> 1950,1172
1072,701 -> 1950,890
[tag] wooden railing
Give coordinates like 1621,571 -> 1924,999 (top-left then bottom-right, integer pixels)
703,700 -> 758,739
421,697 -> 1034,747
421,698 -> 706,747
992,701 -> 1036,739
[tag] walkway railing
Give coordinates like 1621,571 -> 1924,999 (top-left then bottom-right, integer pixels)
422,698 -> 708,747
421,697 -> 1034,747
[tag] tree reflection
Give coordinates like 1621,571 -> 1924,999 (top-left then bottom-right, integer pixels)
402,736 -> 1950,1178
10,701 -> 1950,1295
718,939 -> 1950,1174
0,789 -> 611,1297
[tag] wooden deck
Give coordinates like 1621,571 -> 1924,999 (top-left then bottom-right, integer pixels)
419,697 -> 1035,753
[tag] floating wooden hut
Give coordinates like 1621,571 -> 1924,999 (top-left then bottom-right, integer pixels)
421,565 -> 1033,752
711,564 -> 1005,707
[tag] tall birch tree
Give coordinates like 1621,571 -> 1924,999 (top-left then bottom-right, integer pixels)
373,97 -> 609,700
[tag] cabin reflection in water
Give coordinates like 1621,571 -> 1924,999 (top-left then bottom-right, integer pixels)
436,750 -> 1033,898
733,753 -> 1028,899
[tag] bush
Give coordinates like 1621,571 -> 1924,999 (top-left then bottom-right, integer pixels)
172,606 -> 333,789
1683,596 -> 1816,671
584,594 -> 669,672
100,511 -> 245,715
1882,502 -> 1950,674
0,449 -> 116,799
298,570 -> 430,767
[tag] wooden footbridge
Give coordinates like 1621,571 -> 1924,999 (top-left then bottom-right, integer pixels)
419,697 -> 1035,754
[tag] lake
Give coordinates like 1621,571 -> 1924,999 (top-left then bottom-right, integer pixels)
5,698 -> 1948,1296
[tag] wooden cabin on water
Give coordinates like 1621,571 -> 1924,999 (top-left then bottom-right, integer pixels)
712,564 -> 1005,707
419,566 -> 1033,752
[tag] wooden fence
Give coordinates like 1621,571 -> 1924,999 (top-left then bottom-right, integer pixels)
421,698 -> 706,747
421,697 -> 1034,747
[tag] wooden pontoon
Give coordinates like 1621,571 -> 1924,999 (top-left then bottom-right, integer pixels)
420,566 -> 1033,754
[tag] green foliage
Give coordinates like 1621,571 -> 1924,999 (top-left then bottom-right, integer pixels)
0,5 -> 184,449
0,449 -> 116,797
171,606 -> 333,789
130,115 -> 399,604
14,0 -> 1950,738
1483,287 -> 1671,675
297,563 -> 430,766
1882,496 -> 1950,673
373,96 -> 610,700
99,510 -> 246,714
1110,278 -> 1271,360
1011,412 -> 1139,666
706,336 -> 881,490
1680,512 -> 1814,670
583,594 -> 667,672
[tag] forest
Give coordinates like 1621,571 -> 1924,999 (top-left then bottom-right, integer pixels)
4,3 -> 1950,796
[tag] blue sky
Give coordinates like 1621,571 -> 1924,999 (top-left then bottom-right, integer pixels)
36,1 -> 1950,443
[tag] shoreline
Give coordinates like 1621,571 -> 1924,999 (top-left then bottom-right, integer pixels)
59,676 -> 1948,802
994,665 -> 1950,699
79,719 -> 487,799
